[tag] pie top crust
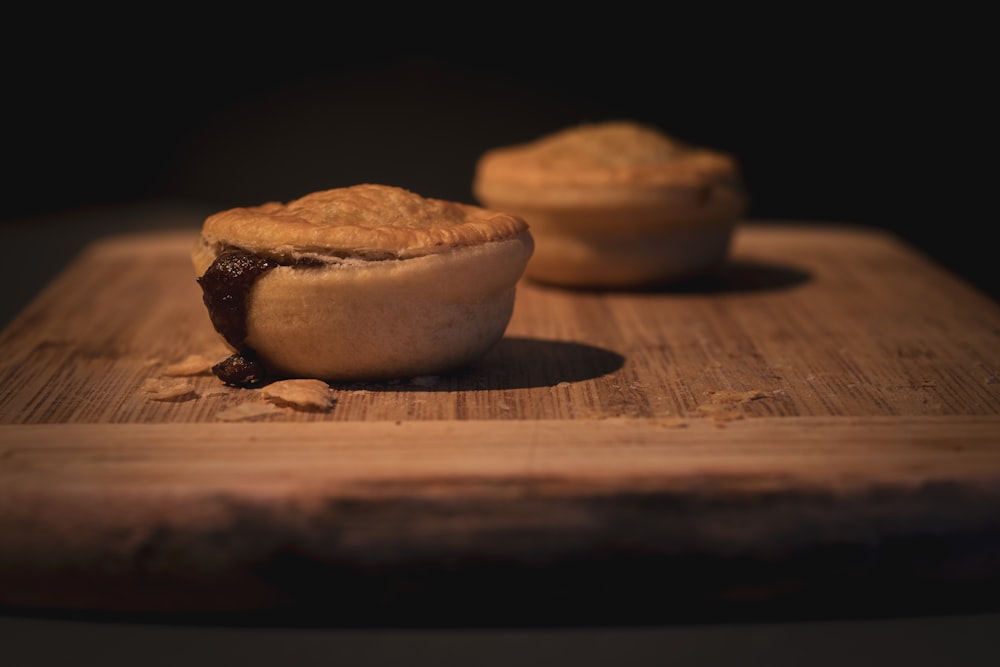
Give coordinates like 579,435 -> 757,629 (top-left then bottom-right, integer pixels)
199,183 -> 529,261
474,120 -> 742,191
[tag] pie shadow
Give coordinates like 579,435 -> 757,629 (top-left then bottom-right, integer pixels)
544,259 -> 812,297
658,259 -> 812,295
331,337 -> 624,392
469,337 -> 625,388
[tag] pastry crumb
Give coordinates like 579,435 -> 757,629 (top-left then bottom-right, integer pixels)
215,402 -> 281,421
653,418 -> 689,429
141,377 -> 197,401
262,379 -> 335,411
696,389 -> 769,421
162,354 -> 217,376
704,389 -> 768,403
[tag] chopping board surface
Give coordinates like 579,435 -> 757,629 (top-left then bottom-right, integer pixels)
2,223 -> 999,625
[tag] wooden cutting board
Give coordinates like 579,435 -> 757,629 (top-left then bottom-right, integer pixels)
2,223 -> 999,625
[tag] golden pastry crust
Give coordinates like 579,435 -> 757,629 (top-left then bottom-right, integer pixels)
475,120 -> 740,191
197,183 -> 528,265
473,121 -> 747,288
192,184 -> 534,383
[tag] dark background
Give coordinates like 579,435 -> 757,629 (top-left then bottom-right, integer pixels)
3,10 -> 999,666
2,9 -> 994,300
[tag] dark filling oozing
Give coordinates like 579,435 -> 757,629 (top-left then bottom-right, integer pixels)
211,352 -> 269,388
197,249 -> 280,388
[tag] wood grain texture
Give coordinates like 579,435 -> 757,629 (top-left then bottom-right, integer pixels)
1,223 -> 999,623
1,224 -> 998,424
